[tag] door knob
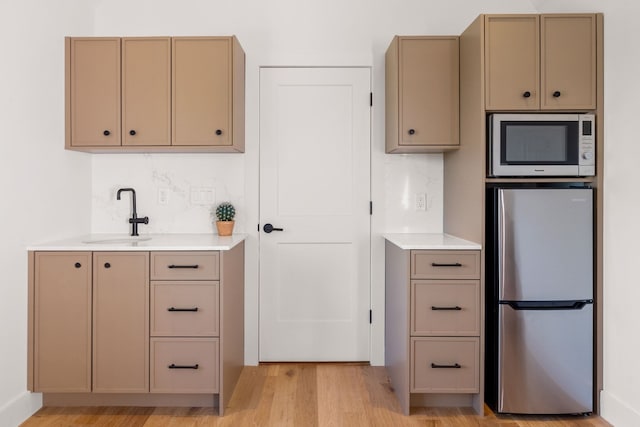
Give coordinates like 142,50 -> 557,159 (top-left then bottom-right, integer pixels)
263,223 -> 284,233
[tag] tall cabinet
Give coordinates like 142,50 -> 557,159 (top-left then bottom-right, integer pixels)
444,13 -> 604,412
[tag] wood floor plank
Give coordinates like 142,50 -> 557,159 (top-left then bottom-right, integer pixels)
21,364 -> 612,427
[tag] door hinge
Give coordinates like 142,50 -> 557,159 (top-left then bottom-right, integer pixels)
370,92 -> 373,107
369,201 -> 373,215
369,309 -> 372,324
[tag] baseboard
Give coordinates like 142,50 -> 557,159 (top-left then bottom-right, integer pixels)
601,389 -> 640,426
0,391 -> 42,427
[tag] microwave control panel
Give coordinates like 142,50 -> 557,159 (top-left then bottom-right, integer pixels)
578,114 -> 595,176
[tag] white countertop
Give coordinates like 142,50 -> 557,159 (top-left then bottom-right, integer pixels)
384,233 -> 481,250
27,233 -> 247,251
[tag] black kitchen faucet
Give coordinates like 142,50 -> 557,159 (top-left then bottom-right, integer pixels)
116,188 -> 149,236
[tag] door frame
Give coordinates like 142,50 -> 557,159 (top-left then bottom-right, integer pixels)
257,65 -> 373,362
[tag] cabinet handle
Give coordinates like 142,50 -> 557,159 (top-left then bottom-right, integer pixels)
553,91 -> 561,98
167,264 -> 199,269
408,129 -> 416,135
167,307 -> 199,312
104,262 -> 111,269
522,91 -> 531,98
168,363 -> 199,370
103,130 -> 111,136
431,262 -> 462,267
215,129 -> 222,136
431,306 -> 462,311
74,262 -> 82,268
129,130 -> 136,136
431,363 -> 461,369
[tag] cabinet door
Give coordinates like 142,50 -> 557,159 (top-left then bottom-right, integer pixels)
399,37 -> 459,149
122,38 -> 171,146
541,15 -> 596,110
485,15 -> 540,110
93,252 -> 149,392
173,37 -> 232,147
33,252 -> 91,392
68,38 -> 121,146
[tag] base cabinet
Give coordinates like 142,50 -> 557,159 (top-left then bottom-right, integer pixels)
28,242 -> 244,415
92,252 -> 149,393
385,241 -> 483,415
33,252 -> 92,392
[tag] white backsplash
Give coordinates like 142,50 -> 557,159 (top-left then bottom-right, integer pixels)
91,151 -> 442,235
91,153 -> 245,234
381,153 -> 443,233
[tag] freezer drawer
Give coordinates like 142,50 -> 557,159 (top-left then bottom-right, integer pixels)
498,303 -> 593,414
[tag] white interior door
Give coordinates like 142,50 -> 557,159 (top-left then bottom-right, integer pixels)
259,67 -> 371,361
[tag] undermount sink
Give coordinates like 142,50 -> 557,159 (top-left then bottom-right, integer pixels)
82,236 -> 152,244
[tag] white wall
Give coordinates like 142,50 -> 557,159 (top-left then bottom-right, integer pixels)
21,0 -> 639,425
532,2 -> 640,425
0,1 -> 95,425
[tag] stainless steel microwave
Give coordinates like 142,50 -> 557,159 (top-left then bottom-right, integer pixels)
489,113 -> 595,177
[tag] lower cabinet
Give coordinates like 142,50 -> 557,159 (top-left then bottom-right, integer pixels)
93,252 -> 149,393
32,252 -> 92,392
385,241 -> 483,415
28,242 -> 244,415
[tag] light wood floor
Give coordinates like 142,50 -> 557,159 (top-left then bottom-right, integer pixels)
21,364 -> 611,427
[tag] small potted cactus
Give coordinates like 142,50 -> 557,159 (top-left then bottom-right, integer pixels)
215,202 -> 236,236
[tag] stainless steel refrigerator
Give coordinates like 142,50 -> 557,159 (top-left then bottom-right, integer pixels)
486,186 -> 593,415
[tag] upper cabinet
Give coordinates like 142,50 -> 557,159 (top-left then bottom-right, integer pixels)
485,14 -> 596,111
386,36 -> 460,153
65,36 -> 245,153
67,38 -> 121,147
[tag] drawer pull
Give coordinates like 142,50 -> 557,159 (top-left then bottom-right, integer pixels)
168,363 -> 199,370
167,307 -> 199,312
431,306 -> 462,311
431,363 -> 461,369
431,262 -> 462,267
167,264 -> 199,269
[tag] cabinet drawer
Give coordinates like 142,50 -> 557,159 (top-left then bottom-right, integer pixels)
151,252 -> 219,280
151,282 -> 219,337
411,280 -> 480,336
150,338 -> 219,393
411,337 -> 479,393
411,250 -> 480,280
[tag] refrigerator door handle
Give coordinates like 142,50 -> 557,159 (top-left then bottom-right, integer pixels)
497,189 -> 509,299
502,300 -> 593,310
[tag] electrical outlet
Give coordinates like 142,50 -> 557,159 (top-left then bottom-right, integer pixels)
190,187 -> 215,205
415,193 -> 427,211
158,188 -> 170,205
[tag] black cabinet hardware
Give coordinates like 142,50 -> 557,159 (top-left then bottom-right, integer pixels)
215,129 -> 222,135
431,262 -> 462,267
167,307 -> 199,312
103,130 -> 110,136
553,91 -> 561,97
168,363 -> 199,369
129,130 -> 136,135
104,262 -> 111,268
431,306 -> 462,311
408,128 -> 416,135
523,91 -> 531,98
74,262 -> 81,268
168,264 -> 199,269
431,363 -> 461,369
